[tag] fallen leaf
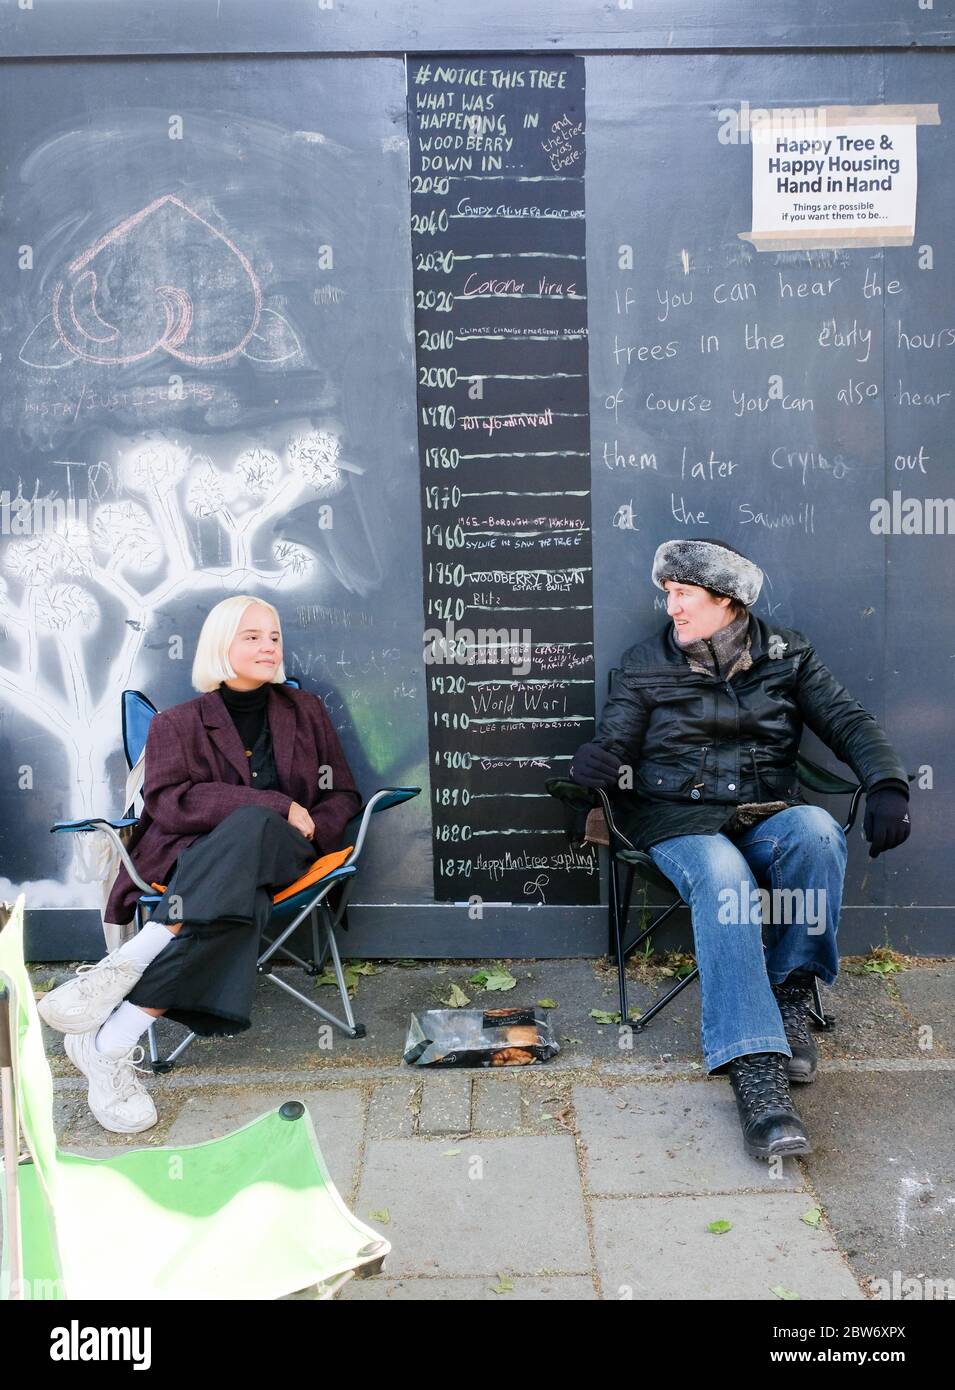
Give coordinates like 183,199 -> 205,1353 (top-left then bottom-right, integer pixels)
537,998 -> 558,1010
314,965 -> 363,997
590,1009 -> 619,1025
368,1208 -> 390,1224
706,1219 -> 732,1235
469,963 -> 517,992
770,1284 -> 801,1300
800,1207 -> 823,1227
589,1008 -> 641,1025
491,1274 -> 514,1295
443,983 -> 470,1008
441,1148 -> 462,1157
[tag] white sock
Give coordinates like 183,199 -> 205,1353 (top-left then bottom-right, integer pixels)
95,1002 -> 155,1057
114,921 -> 176,970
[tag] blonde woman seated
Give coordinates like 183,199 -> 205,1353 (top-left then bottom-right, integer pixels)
41,595 -> 361,1134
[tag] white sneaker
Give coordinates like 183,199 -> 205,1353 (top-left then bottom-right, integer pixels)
64,1033 -> 158,1134
38,952 -> 145,1034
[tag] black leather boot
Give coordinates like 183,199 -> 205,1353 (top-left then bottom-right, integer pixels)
727,1052 -> 812,1160
772,973 -> 818,1084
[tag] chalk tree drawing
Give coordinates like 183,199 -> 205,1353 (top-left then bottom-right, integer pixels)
3,196 -> 385,906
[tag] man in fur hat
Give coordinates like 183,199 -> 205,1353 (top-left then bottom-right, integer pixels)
570,538 -> 912,1160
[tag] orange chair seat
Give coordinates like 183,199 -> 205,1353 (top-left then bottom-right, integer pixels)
272,846 -> 353,903
149,845 -> 354,907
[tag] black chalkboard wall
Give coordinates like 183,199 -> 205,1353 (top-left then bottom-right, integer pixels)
408,55 -> 598,907
0,1 -> 950,959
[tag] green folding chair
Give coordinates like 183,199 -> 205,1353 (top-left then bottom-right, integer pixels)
0,897 -> 388,1301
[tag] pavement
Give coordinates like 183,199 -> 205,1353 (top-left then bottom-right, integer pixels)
17,951 -> 955,1301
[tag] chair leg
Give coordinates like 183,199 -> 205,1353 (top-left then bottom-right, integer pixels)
619,863 -> 635,932
260,905 -> 365,1039
1,1064 -> 24,1298
631,966 -> 700,1031
134,897 -> 197,1073
310,906 -> 322,972
150,1028 -> 198,1073
262,969 -> 365,1038
608,853 -> 629,1023
321,917 -> 364,1037
807,974 -> 835,1030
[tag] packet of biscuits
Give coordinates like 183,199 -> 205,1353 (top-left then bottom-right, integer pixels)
403,1007 -> 560,1068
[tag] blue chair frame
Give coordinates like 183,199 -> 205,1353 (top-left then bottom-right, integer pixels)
52,681 -> 419,1071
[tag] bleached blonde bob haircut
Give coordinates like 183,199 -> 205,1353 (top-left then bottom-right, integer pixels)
191,594 -> 287,692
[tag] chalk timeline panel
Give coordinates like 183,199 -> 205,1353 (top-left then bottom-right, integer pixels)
408,55 -> 599,905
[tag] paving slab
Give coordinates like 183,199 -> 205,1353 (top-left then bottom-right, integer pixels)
367,1080 -> 420,1139
796,1072 -> 955,1292
356,1136 -> 589,1276
472,1078 -> 525,1133
340,1274 -> 596,1300
574,1081 -> 807,1194
893,964 -> 955,1055
591,1192 -> 864,1300
418,1073 -> 472,1135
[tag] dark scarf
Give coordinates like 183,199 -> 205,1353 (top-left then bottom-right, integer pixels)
678,609 -> 753,681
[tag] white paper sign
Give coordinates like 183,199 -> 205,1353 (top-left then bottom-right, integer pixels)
742,111 -> 921,250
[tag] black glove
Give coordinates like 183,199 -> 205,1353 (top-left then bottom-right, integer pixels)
863,788 -> 911,859
570,741 -> 621,790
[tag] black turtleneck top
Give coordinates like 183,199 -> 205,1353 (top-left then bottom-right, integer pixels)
218,682 -> 279,789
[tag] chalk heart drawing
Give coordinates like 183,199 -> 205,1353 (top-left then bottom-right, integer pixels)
21,194 -> 300,368
0,425 -> 366,909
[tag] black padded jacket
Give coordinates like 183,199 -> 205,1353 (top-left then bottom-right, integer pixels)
592,613 -> 909,853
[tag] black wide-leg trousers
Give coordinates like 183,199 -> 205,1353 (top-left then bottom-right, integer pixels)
125,806 -> 318,1036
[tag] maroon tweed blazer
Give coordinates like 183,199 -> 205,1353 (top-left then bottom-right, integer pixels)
105,683 -> 362,925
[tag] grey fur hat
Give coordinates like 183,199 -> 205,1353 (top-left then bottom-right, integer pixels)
651,537 -> 763,607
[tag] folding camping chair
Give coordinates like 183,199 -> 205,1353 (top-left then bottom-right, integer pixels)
547,667 -> 916,1032
0,897 -> 389,1301
51,681 -> 420,1071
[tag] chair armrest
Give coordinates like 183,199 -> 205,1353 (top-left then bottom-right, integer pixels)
544,777 -> 598,810
796,759 -> 916,836
343,787 -> 421,863
51,817 -> 139,833
50,818 -> 151,895
795,755 -> 860,796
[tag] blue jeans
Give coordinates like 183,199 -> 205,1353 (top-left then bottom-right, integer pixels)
647,805 -> 847,1073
